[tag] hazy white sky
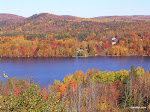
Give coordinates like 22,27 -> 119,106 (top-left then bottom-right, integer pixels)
0,0 -> 150,18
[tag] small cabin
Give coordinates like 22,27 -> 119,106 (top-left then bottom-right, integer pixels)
112,37 -> 117,45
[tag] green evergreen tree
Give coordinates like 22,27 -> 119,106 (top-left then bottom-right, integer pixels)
121,65 -> 136,109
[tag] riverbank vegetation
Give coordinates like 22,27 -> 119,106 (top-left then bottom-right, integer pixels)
0,34 -> 149,57
0,65 -> 150,111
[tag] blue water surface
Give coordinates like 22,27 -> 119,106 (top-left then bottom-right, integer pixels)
0,56 -> 149,86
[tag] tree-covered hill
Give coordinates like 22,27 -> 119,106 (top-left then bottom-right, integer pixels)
0,13 -> 25,21
0,13 -> 150,40
0,13 -> 150,57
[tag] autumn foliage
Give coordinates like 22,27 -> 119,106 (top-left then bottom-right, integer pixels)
0,35 -> 149,57
0,14 -> 150,57
0,66 -> 150,111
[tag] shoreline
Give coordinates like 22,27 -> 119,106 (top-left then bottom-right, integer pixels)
0,54 -> 149,58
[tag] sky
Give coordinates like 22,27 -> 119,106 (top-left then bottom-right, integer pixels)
0,0 -> 150,18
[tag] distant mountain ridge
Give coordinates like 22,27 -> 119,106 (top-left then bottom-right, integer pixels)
94,15 -> 150,20
0,13 -> 25,21
0,13 -> 150,39
0,13 -> 25,25
0,13 -> 79,25
1,13 -> 150,23
26,13 -> 77,21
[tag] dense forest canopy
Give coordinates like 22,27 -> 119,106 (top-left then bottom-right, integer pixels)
0,66 -> 150,111
0,13 -> 150,57
0,13 -> 150,39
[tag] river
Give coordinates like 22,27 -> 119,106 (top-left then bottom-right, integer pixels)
0,56 -> 149,86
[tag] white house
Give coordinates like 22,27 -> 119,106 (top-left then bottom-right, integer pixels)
112,37 -> 117,45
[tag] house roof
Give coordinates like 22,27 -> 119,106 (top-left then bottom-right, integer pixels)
112,37 -> 116,40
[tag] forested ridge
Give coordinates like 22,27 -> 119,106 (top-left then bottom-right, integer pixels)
0,13 -> 150,57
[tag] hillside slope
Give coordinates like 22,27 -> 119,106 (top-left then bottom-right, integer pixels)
0,13 -> 150,41
0,13 -> 25,21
